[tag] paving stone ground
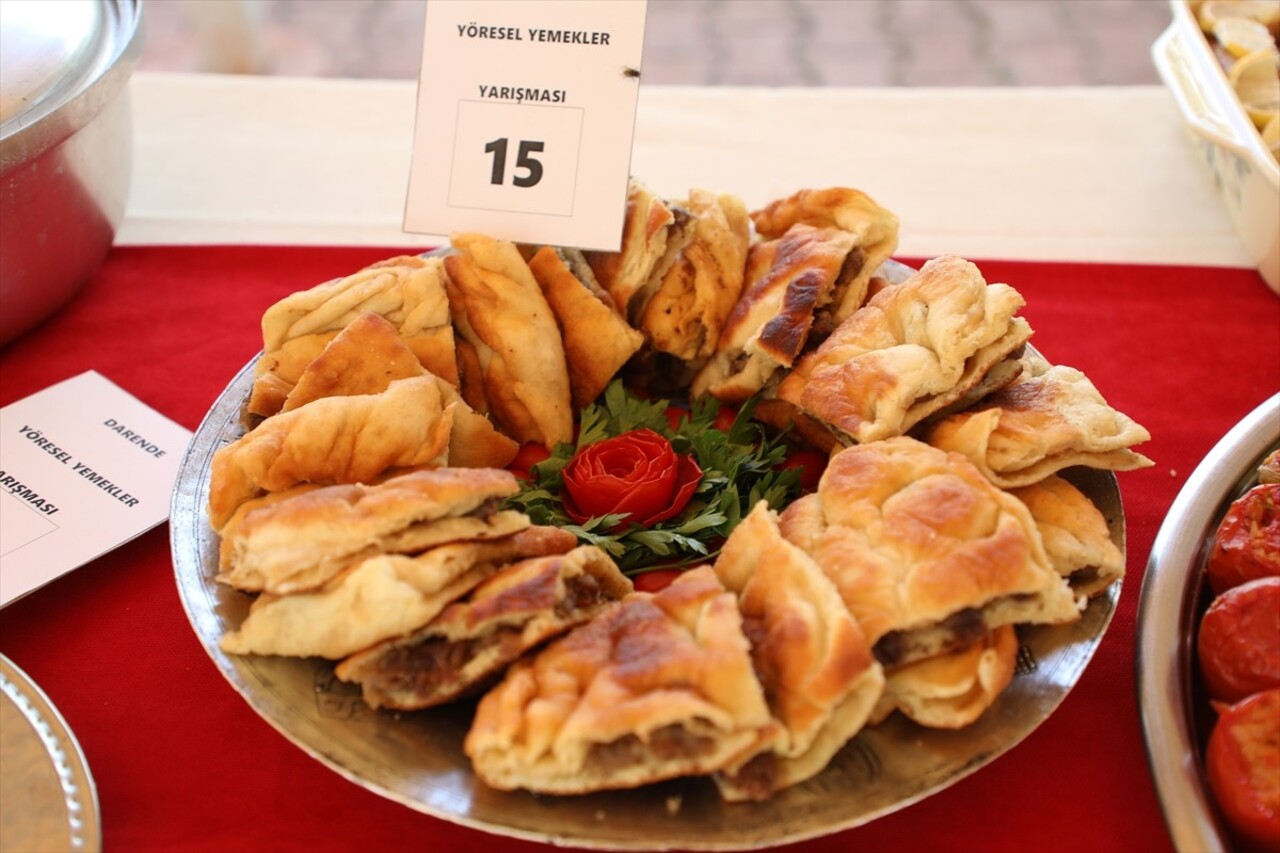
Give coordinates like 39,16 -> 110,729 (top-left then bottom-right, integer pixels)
139,0 -> 1176,87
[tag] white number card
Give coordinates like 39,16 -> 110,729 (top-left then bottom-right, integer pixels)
403,0 -> 648,251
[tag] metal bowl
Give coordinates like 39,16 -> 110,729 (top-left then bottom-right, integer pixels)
0,0 -> 143,345
1136,393 -> 1280,852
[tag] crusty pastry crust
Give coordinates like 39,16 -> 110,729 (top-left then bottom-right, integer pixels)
463,566 -> 777,794
335,545 -> 632,710
219,525 -> 578,659
638,188 -> 751,362
870,625 -> 1018,729
207,376 -> 456,532
445,234 -> 574,449
777,255 -> 1032,444
216,467 -> 523,594
922,357 -> 1153,488
527,246 -> 645,408
778,437 -> 1080,669
276,312 -> 518,469
712,503 -> 885,801
750,187 -> 900,326
248,255 -> 457,417
1010,474 -> 1125,597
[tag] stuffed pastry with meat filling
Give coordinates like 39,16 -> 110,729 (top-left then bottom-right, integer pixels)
921,357 -> 1153,489
711,503 -> 885,802
335,545 -> 632,710
776,255 -> 1032,445
445,234 -> 574,449
219,525 -> 578,660
464,566 -> 778,794
247,255 -> 457,418
778,437 -> 1081,670
216,467 -> 525,595
207,376 -> 455,532
1009,473 -> 1125,598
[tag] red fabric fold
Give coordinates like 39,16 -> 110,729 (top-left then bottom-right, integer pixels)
1,245 -> 1276,852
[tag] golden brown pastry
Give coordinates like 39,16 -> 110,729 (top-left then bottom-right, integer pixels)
637,188 -> 751,362
216,467 -> 525,594
921,357 -> 1153,488
526,245 -> 645,407
219,526 -> 578,659
583,177 -> 694,319
869,625 -> 1018,729
445,234 -> 573,448
463,566 -> 778,794
335,545 -> 632,710
776,255 -> 1033,445
692,223 -> 863,402
711,503 -> 885,802
277,312 -> 517,469
778,437 -> 1081,670
750,186 -> 900,325
207,376 -> 455,532
247,255 -> 457,417
1009,474 -> 1125,598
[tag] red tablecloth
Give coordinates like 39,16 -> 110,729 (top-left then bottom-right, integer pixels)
2,246 -> 1278,852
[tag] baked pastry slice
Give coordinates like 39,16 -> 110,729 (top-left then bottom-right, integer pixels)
464,566 -> 778,794
691,224 -> 862,403
216,467 -> 525,594
1009,474 -> 1125,598
335,545 -> 632,710
776,254 -> 1032,444
276,312 -> 518,469
207,376 -> 455,532
583,177 -> 695,320
778,437 -> 1081,670
219,525 -> 578,659
750,186 -> 900,326
526,246 -> 645,407
869,625 -> 1018,730
247,255 -> 457,417
711,503 -> 885,802
637,188 -> 751,362
921,357 -> 1153,489
445,234 -> 574,448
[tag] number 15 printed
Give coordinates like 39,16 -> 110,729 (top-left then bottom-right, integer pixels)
448,101 -> 583,217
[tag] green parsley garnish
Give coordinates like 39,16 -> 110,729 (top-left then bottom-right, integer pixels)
503,380 -> 802,574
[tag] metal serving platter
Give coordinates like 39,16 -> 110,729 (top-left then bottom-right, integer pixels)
169,260 -> 1124,849
1136,393 -> 1279,853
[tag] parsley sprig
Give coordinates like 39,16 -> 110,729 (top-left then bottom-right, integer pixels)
503,380 -> 802,574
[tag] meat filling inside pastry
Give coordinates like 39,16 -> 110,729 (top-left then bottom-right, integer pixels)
335,545 -> 632,710
463,566 -> 777,794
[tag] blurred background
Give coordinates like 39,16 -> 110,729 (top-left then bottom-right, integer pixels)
139,0 -> 1174,86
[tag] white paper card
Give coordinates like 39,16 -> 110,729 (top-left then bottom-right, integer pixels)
404,0 -> 647,251
0,371 -> 192,606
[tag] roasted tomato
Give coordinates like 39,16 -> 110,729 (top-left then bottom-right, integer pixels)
1207,484 -> 1280,596
1206,689 -> 1280,851
1198,576 -> 1280,704
507,442 -> 550,481
778,448 -> 830,493
632,568 -> 684,593
713,404 -> 739,433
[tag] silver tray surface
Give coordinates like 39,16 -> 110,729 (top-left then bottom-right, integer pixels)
1136,392 -> 1279,853
169,259 -> 1124,849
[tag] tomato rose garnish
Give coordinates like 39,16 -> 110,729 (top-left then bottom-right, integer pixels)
1207,484 -> 1280,596
1198,576 -> 1280,704
561,428 -> 702,531
1206,689 -> 1280,851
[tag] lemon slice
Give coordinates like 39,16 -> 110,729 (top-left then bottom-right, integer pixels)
1229,47 -> 1280,128
1214,17 -> 1278,58
1199,0 -> 1280,33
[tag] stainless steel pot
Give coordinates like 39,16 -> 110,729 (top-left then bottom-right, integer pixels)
0,0 -> 143,346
